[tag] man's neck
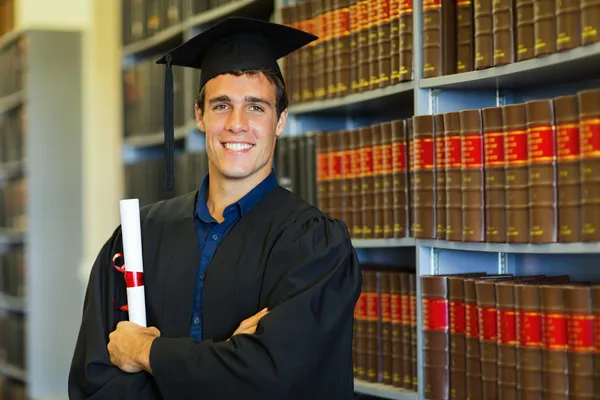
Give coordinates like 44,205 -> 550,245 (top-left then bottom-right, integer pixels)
206,167 -> 271,223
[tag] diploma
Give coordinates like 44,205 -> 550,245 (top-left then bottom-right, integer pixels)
119,199 -> 147,327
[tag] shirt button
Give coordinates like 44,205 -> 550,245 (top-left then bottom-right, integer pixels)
211,234 -> 219,240
194,317 -> 200,325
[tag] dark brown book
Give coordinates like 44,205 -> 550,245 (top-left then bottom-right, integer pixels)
361,126 -> 375,238
410,274 -> 418,391
398,0 -> 413,82
377,0 -> 392,89
381,271 -> 393,384
392,119 -> 410,238
482,106 -> 506,242
411,115 -> 437,239
444,112 -> 463,241
422,0 -> 457,78
525,99 -> 558,243
335,0 -> 352,97
581,0 -> 600,45
365,269 -> 381,382
349,0 -> 361,93
577,88 -> 600,242
457,0 -> 474,73
351,127 -> 364,237
329,131 -> 344,221
381,122 -> 395,238
503,104 -> 530,243
355,270 -> 368,379
281,5 -> 296,102
325,0 -> 337,99
435,114 -> 447,240
299,1 -> 315,103
390,272 -> 404,387
389,0 -> 401,85
312,0 -> 327,101
401,273 -> 413,389
565,284 -> 595,398
554,94 -> 581,243
373,124 -> 385,238
464,277 -> 483,400
495,281 -> 519,400
367,0 -> 381,91
492,0 -> 515,66
460,109 -> 485,242
316,131 -> 330,214
356,0 -> 370,92
540,284 -> 569,399
474,0 -> 493,70
341,130 -> 354,234
516,0 -> 535,61
533,0 -> 556,57
556,0 -> 581,51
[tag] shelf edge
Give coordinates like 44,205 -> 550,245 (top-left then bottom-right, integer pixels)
184,0 -> 269,30
417,239 -> 600,254
354,379 -> 417,400
122,23 -> 185,58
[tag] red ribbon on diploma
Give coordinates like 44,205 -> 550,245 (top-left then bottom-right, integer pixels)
112,253 -> 144,312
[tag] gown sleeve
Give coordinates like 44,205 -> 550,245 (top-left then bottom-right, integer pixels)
68,227 -> 160,400
149,212 -> 362,399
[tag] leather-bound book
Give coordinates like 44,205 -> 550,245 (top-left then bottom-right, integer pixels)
422,0 -> 457,78
592,285 -> 600,400
355,269 -> 368,379
515,0 -> 535,61
540,284 -> 569,399
495,280 -> 519,400
389,0 -> 401,85
474,0 -> 493,70
410,274 -> 418,391
360,125 -> 375,238
280,5 -> 296,103
482,106 -> 506,242
335,0 -> 352,97
581,0 -> 600,44
312,0 -> 326,101
341,130 -> 354,234
381,271 -> 393,384
372,124 -> 385,238
435,114 -> 447,240
457,0 -> 474,73
525,99 -> 558,243
412,115 -> 437,239
349,0 -> 361,93
381,122 -> 395,238
300,1 -> 315,102
492,0 -> 515,66
390,272 -> 404,387
503,104 -> 529,243
325,0 -> 337,99
554,95 -> 581,243
565,284 -> 595,398
577,89 -> 600,242
356,0 -> 370,92
444,112 -> 463,241
290,3 -> 302,104
329,131 -> 344,221
460,109 -> 485,242
401,273 -> 413,389
377,0 -> 392,89
316,131 -> 330,214
533,0 -> 556,57
392,119 -> 410,237
464,277 -> 483,400
407,118 -> 415,238
556,0 -> 581,51
351,127 -> 364,238
364,269 -> 381,382
399,0 -> 413,82
367,0 -> 380,90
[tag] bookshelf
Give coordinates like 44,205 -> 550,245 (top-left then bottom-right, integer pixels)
117,0 -> 600,400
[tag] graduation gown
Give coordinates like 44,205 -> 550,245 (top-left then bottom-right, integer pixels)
68,186 -> 362,400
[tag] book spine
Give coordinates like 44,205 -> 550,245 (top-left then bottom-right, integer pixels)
554,94 -> 581,242
412,115 -> 437,239
448,277 -> 469,400
526,99 -> 558,243
581,0 -> 600,44
316,132 -> 330,214
355,270 -> 368,379
399,0 -> 413,82
540,285 -> 569,398
381,272 -> 393,384
390,272 -> 405,387
325,0 -> 337,99
357,0 -> 370,92
495,281 -> 518,400
482,106 -> 506,242
410,274 -> 418,391
444,112 -> 463,241
460,109 -> 485,242
350,0 -> 360,93
313,0 -> 326,101
556,0 -> 581,51
464,278 -> 482,400
389,0 -> 401,85
329,131 -> 344,220
578,89 -> 600,241
423,0 -> 458,78
335,0 -> 352,97
475,281 -> 500,400
341,130 -> 354,234
367,0 -> 381,90
351,127 -> 364,237
503,104 -> 530,243
392,120 -> 410,237
533,0 -> 556,57
516,284 -> 544,399
373,124 -> 385,238
382,123 -> 395,238
360,126 -> 376,238
457,0 -> 474,73
516,0 -> 535,61
474,0 -> 494,69
435,115 -> 447,240
365,270 -> 381,382
401,273 -> 413,389
492,0 -> 516,66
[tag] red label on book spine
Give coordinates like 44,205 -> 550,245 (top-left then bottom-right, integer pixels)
390,0 -> 400,18
399,0 -> 413,15
350,3 -> 359,33
484,132 -> 505,167
401,294 -> 410,325
382,293 -> 391,322
479,306 -> 498,341
361,147 -> 374,176
355,292 -> 367,319
445,136 -> 462,168
413,138 -> 435,171
366,292 -> 379,321
436,137 -> 446,170
519,311 -> 543,348
498,310 -> 517,345
528,125 -> 556,164
317,153 -> 329,181
568,313 -> 595,352
383,144 -> 393,174
505,129 -> 528,166
423,0 -> 441,10
457,0 -> 471,5
342,150 -> 352,178
462,134 -> 484,169
595,315 -> 600,351
351,148 -> 362,178
449,300 -> 466,334
422,298 -> 448,331
330,151 -> 342,179
557,123 -> 580,161
338,8 -> 350,36
391,293 -> 402,323
410,295 -> 417,326
544,312 -> 568,350
581,118 -> 600,159
359,0 -> 369,29
392,141 -> 407,172
465,303 -> 479,338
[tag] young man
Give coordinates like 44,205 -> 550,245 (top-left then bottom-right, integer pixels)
68,17 -> 362,400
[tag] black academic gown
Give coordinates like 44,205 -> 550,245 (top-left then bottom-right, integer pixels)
68,186 -> 362,400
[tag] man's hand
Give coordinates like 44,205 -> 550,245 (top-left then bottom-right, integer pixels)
108,321 -> 160,374
229,308 -> 269,340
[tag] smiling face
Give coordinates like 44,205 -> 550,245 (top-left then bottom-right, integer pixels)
195,72 -> 288,183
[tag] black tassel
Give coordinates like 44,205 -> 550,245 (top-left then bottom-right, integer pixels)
164,53 -> 175,191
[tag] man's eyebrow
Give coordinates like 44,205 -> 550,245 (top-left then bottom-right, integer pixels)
208,95 -> 231,104
245,96 -> 272,107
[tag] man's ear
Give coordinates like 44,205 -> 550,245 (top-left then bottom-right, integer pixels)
275,109 -> 288,137
195,103 -> 206,133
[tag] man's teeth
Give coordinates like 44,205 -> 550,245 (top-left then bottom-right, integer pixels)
224,143 -> 253,151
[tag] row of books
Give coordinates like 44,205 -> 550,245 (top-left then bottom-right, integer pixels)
0,177 -> 26,231
0,378 -> 26,400
274,133 -> 318,206
280,0 -> 413,104
315,87 -> 600,243
123,59 -> 187,137
421,272 -> 600,400
354,267 -> 418,392
0,313 -> 25,372
0,104 -> 26,165
0,36 -> 27,98
0,0 -> 15,40
423,0 -> 600,78
0,246 -> 25,300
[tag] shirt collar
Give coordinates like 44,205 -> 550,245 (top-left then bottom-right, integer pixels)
195,169 -> 279,223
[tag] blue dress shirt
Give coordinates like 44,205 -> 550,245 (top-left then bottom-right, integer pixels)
189,169 -> 279,341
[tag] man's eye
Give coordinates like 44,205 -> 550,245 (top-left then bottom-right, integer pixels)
249,105 -> 264,112
213,104 -> 227,110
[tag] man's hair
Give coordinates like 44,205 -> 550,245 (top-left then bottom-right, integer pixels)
195,69 -> 288,119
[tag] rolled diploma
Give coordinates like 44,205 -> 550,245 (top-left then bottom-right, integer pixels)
119,199 -> 147,327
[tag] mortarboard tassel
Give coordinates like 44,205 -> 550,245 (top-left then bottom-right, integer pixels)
163,54 -> 175,191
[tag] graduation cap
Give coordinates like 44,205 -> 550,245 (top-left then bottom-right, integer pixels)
155,16 -> 318,191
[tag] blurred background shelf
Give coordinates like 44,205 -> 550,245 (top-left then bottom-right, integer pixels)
354,380 -> 417,400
